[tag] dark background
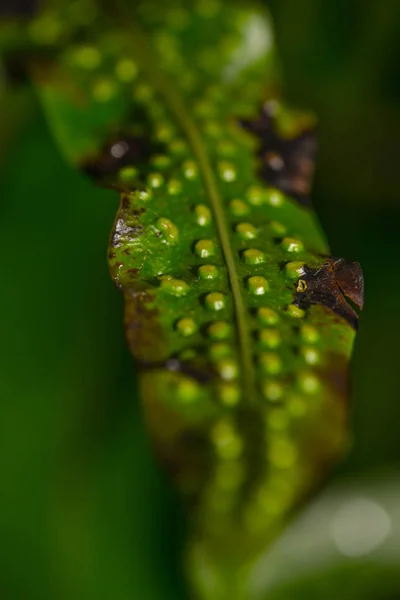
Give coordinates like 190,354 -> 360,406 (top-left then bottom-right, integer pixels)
0,1 -> 399,598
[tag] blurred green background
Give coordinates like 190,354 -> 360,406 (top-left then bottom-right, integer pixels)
0,1 -> 399,598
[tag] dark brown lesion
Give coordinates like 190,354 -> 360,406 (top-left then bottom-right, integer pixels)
81,103 -> 164,187
82,134 -> 151,181
294,258 -> 364,329
240,102 -> 317,207
333,258 -> 364,311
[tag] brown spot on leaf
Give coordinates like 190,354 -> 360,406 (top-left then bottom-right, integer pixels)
323,353 -> 350,403
241,103 -> 317,207
83,134 -> 151,181
334,259 -> 364,311
124,290 -> 165,363
294,258 -> 364,329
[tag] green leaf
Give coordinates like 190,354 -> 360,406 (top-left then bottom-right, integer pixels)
2,1 -> 364,597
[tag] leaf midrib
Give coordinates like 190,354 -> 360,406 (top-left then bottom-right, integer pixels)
129,25 -> 256,404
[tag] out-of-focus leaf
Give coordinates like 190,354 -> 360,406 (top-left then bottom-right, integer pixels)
251,471 -> 400,600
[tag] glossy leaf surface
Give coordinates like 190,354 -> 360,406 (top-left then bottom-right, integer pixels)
0,1 -> 363,598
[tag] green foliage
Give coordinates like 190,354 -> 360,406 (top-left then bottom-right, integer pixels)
0,1 -> 366,599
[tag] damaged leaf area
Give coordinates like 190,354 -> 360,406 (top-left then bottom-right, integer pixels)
241,100 -> 318,207
294,259 -> 364,330
1,0 -> 363,597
